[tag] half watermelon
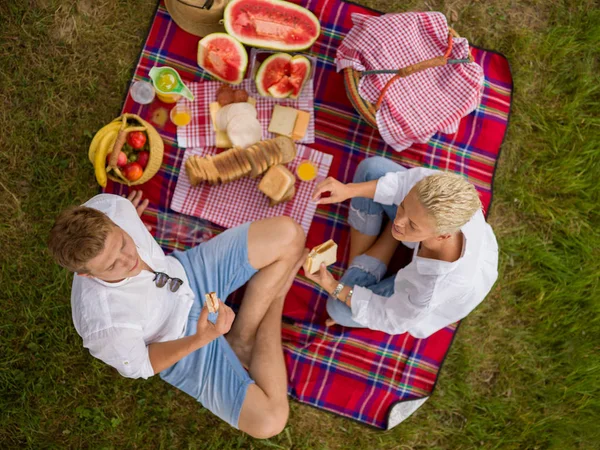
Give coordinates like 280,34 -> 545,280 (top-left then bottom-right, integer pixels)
197,33 -> 248,85
255,52 -> 311,98
224,0 -> 321,52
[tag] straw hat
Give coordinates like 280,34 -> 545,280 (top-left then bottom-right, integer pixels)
164,0 -> 228,37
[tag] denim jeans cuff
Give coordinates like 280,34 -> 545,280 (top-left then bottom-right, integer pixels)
348,204 -> 383,236
348,254 -> 388,283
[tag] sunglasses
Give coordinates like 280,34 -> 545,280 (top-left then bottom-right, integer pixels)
153,271 -> 184,292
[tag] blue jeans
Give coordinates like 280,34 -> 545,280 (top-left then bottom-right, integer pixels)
326,157 -> 407,327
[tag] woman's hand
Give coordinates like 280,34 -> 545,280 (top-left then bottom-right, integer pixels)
312,177 -> 353,205
303,260 -> 338,295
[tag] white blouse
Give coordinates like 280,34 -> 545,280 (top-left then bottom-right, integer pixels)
71,194 -> 195,379
350,168 -> 499,338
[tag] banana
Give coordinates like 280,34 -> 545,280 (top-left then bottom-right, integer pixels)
93,129 -> 119,187
88,121 -> 121,163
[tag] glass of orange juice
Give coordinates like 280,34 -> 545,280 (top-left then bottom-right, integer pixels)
170,103 -> 192,127
296,160 -> 317,182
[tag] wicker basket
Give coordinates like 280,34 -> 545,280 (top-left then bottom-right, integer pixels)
89,113 -> 164,186
343,29 -> 473,129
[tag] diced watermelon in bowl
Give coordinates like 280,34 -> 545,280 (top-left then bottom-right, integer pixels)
248,48 -> 316,100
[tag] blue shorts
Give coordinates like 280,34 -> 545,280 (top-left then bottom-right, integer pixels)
160,222 -> 258,428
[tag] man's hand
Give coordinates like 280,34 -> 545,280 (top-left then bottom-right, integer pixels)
127,190 -> 149,217
311,177 -> 353,205
195,300 -> 235,345
303,259 -> 338,295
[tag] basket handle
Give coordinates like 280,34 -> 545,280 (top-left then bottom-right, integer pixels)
365,32 -> 470,111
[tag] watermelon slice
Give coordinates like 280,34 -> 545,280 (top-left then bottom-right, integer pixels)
224,0 -> 321,51
288,55 -> 311,99
197,33 -> 248,85
255,53 -> 291,96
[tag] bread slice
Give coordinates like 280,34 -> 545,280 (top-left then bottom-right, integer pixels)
269,184 -> 295,206
274,136 -> 297,164
185,157 -> 201,185
305,240 -> 338,274
258,165 -> 295,202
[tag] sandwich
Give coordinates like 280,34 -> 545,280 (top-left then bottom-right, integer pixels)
205,292 -> 220,313
258,165 -> 296,205
305,240 -> 337,274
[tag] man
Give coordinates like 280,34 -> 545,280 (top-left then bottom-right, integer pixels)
304,156 -> 498,337
48,191 -> 307,438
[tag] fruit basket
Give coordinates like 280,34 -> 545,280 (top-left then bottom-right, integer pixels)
248,49 -> 316,100
88,113 -> 164,187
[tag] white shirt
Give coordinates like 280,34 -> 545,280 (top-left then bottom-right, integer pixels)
71,194 -> 195,379
351,168 -> 499,338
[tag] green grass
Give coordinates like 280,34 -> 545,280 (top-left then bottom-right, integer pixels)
1,0 -> 599,448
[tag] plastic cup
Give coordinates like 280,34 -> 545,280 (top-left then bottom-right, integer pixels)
296,160 -> 317,181
170,103 -> 192,127
130,80 -> 155,105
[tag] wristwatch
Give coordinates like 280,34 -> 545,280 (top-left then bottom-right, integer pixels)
345,288 -> 354,306
332,282 -> 344,299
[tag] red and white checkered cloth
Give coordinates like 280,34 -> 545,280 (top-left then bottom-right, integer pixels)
170,145 -> 332,234
176,79 -> 315,148
336,12 -> 484,151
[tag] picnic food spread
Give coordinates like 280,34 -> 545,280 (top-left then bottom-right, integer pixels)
205,292 -> 220,313
305,239 -> 338,274
223,0 -> 321,51
255,53 -> 311,99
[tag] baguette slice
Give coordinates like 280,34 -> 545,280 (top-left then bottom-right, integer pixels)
305,240 -> 338,274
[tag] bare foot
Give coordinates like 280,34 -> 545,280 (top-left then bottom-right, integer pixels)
226,334 -> 253,370
325,318 -> 337,327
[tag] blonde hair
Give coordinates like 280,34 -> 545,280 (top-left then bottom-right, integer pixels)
48,206 -> 114,273
414,173 -> 482,234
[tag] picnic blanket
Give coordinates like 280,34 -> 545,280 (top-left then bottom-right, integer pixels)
107,0 -> 512,429
171,145 -> 332,234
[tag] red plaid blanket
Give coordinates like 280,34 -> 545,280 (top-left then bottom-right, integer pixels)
108,0 -> 512,429
171,145 -> 332,234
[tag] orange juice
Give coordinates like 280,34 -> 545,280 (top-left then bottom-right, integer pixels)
296,160 -> 317,181
156,73 -> 177,91
170,104 -> 192,127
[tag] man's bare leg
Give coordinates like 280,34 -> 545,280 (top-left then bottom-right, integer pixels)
226,216 -> 305,368
236,248 -> 308,439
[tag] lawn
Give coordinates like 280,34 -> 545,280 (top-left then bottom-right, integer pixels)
1,0 -> 599,448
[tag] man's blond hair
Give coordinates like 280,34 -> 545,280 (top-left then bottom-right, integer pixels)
414,173 -> 482,234
48,206 -> 114,273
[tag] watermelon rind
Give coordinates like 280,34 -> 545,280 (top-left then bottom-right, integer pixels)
197,32 -> 249,85
224,0 -> 321,52
288,55 -> 311,99
255,53 -> 292,96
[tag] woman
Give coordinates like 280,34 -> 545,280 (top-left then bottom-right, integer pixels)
304,157 -> 498,338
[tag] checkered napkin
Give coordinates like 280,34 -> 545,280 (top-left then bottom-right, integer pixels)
176,78 -> 315,148
170,144 -> 332,234
336,12 -> 484,151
